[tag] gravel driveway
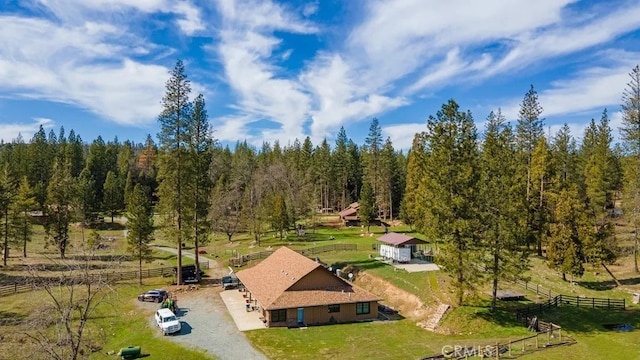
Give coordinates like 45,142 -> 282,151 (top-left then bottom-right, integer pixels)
166,287 -> 266,360
147,246 -> 267,360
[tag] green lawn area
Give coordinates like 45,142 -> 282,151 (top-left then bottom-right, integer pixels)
4,214 -> 640,360
0,277 -> 215,360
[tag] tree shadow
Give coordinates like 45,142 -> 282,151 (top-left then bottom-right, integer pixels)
68,255 -> 132,262
92,222 -> 126,231
0,310 -> 26,325
578,276 -> 640,291
473,306 -> 531,329
329,259 -> 388,272
538,307 -> 640,333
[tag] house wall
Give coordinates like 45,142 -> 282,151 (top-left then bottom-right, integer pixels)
266,301 -> 379,327
379,244 -> 411,261
288,268 -> 346,291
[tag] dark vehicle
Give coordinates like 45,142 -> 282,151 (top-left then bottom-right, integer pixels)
222,275 -> 240,290
138,289 -> 168,303
173,265 -> 205,284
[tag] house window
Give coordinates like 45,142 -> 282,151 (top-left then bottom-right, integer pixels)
271,309 -> 287,322
356,302 -> 370,315
328,304 -> 340,313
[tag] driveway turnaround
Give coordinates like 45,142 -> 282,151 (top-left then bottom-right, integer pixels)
166,287 -> 267,360
220,289 -> 267,331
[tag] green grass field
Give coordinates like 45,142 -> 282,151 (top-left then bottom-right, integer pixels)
2,214 -> 640,359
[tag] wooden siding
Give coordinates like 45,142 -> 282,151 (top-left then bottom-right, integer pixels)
266,301 -> 379,327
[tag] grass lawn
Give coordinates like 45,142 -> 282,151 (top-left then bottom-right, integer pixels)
0,277 -> 215,360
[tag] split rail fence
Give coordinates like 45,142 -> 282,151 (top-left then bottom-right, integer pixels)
0,261 -> 209,297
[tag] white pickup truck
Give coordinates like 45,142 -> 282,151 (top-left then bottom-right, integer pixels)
155,308 -> 181,335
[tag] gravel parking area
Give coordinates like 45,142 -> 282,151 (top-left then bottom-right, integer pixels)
144,286 -> 266,360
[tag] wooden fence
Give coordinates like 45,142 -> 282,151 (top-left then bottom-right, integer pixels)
0,261 -> 209,297
515,294 -> 625,325
513,279 -> 556,299
228,243 -> 358,267
422,322 -> 574,359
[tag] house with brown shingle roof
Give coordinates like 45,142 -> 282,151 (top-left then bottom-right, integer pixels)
338,202 -> 360,224
235,246 -> 381,327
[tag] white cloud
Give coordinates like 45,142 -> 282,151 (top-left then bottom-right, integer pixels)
214,0 -> 317,141
302,2 -> 319,17
35,0 -> 205,35
173,2 -> 205,35
301,54 -> 407,140
490,2 -> 640,74
501,58 -> 636,121
0,16 -> 171,125
0,117 -> 55,143
382,123 -> 425,151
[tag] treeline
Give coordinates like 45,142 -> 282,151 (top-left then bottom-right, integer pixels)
0,61 -> 407,278
404,66 -> 640,308
1,61 -> 639,294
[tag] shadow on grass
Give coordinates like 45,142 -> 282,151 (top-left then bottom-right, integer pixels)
6,263 -> 119,272
472,306 -> 530,329
578,276 -> 640,291
537,307 -> 640,333
0,310 -> 26,325
329,259 -> 388,272
92,222 -> 127,231
68,254 -> 132,262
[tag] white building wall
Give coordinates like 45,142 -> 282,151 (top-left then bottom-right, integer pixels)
379,245 -> 411,262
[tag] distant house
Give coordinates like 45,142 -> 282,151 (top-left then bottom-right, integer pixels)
235,247 -> 381,327
378,232 -> 428,263
338,202 -> 360,225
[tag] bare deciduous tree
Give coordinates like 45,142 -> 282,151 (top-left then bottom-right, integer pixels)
24,255 -> 115,360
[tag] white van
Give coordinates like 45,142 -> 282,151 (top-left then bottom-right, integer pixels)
155,308 -> 181,335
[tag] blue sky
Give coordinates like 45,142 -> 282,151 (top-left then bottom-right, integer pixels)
1,0 -> 640,150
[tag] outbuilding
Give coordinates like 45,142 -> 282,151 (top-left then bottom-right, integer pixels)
378,232 -> 428,263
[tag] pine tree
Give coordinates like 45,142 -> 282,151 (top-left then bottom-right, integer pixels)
333,127 -> 350,211
358,180 -> 377,232
620,65 -> 640,273
102,171 -> 123,223
11,176 -> 37,257
156,60 -> 193,285
530,136 -> 553,257
547,186 -> 589,280
420,100 -> 481,305
401,133 -> 426,231
27,125 -> 52,209
516,85 -> 545,255
480,110 -> 528,311
271,194 -> 289,240
0,162 -> 16,265
85,136 -> 108,207
44,160 -> 74,259
364,118 -> 383,212
126,183 -> 154,285
188,93 -> 213,273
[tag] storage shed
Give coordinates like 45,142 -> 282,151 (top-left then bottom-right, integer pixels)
378,232 -> 428,263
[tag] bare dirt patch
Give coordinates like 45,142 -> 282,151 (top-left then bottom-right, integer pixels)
355,271 -> 436,322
